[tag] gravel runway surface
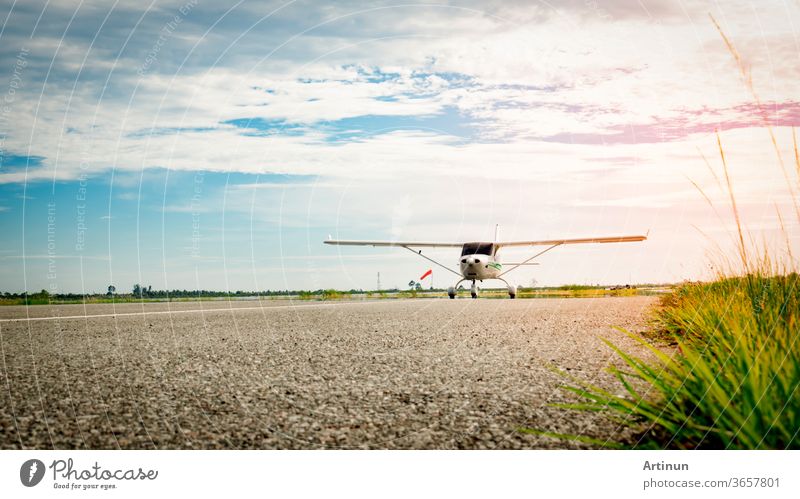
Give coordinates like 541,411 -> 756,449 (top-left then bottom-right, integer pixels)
0,297 -> 661,449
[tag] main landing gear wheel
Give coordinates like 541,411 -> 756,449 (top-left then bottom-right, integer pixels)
496,278 -> 516,299
448,279 -> 465,300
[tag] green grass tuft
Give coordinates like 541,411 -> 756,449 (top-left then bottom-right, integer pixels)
554,272 -> 799,449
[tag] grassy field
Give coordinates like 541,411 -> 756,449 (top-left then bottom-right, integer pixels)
0,295 -> 266,306
551,271 -> 799,449
485,286 -> 666,299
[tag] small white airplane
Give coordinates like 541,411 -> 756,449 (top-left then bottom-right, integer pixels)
324,226 -> 647,299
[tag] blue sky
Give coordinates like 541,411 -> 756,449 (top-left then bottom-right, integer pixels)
1,0 -> 799,293
0,170 -> 338,293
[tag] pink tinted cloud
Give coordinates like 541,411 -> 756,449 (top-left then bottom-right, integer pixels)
543,100 -> 800,145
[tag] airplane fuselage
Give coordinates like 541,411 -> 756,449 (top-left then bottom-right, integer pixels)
459,243 -> 501,281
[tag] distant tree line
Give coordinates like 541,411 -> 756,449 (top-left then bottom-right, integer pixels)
1,285 -> 405,304
126,284 -> 394,298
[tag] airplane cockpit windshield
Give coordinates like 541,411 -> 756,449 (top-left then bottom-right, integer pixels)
461,243 -> 495,256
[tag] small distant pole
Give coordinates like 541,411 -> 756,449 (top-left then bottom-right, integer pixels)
377,272 -> 381,291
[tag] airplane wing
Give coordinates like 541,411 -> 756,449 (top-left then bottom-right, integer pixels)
324,234 -> 647,248
497,235 -> 647,248
323,239 -> 464,248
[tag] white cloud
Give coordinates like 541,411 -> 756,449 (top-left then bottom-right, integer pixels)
1,1 -> 797,187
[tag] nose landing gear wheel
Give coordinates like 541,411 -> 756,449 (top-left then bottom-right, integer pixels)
471,292 -> 478,299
